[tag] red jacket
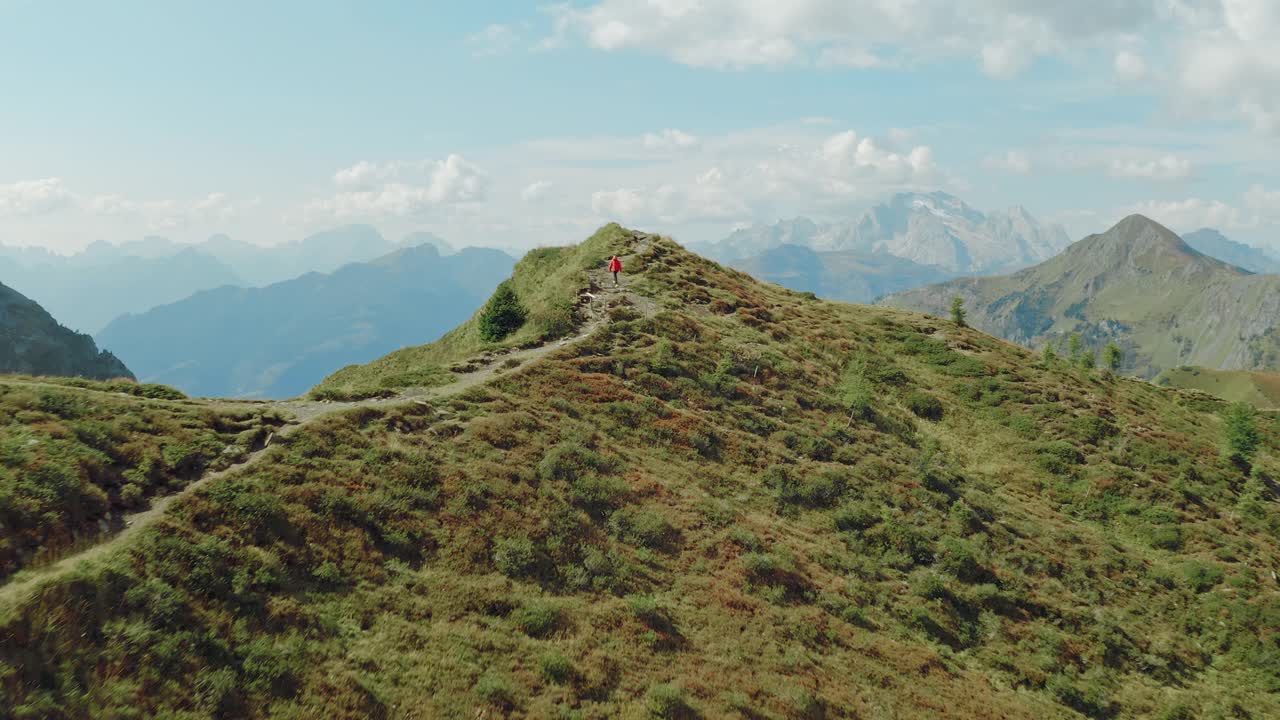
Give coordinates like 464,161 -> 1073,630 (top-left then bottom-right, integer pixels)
609,257 -> 622,272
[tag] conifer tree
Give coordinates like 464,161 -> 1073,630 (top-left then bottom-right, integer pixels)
1104,343 -> 1123,373
478,281 -> 528,342
1042,343 -> 1058,366
1224,402 -> 1260,463
949,297 -> 967,328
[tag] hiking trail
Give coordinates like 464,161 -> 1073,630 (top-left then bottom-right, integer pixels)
0,232 -> 657,608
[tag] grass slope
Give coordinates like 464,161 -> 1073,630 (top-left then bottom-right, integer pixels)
311,224 -> 632,400
0,376 -> 284,581
1,228 -> 1279,719
1157,366 -> 1280,409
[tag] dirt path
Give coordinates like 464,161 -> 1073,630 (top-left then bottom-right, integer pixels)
0,233 -> 657,609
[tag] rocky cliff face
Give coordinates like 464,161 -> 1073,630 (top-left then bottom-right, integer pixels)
697,192 -> 1070,275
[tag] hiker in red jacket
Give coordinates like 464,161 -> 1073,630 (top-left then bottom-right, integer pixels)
608,255 -> 623,287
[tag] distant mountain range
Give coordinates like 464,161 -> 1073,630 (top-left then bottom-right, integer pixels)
0,225 -> 453,333
0,280 -> 132,380
882,215 -> 1280,378
1182,228 -> 1280,274
96,244 -> 514,399
732,244 -> 955,303
691,192 -> 1072,302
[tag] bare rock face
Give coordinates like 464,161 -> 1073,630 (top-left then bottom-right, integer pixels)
696,192 -> 1071,275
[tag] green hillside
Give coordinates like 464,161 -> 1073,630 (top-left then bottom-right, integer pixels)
0,280 -> 133,381
881,215 -> 1280,378
1157,366 -> 1280,409
2,227 -> 1279,719
0,377 -> 285,583
312,224 -> 635,400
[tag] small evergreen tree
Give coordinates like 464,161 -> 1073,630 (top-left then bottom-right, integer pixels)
1224,402 -> 1260,462
1042,343 -> 1058,366
1103,343 -> 1123,373
1068,334 -> 1082,361
950,297 -> 967,328
1078,350 -> 1096,370
478,281 -> 528,342
838,366 -> 874,427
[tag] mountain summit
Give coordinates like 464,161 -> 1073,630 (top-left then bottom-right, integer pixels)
699,191 -> 1071,275
3,225 -> 1279,719
882,214 -> 1280,376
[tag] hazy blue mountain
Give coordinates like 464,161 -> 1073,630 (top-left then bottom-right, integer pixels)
690,218 -> 821,264
698,192 -> 1071,276
0,243 -> 58,269
5,248 -> 243,334
400,231 -> 454,255
1,226 -> 455,333
733,244 -> 956,303
96,244 -> 515,399
1182,228 -> 1280,274
0,280 -> 132,380
200,225 -> 399,286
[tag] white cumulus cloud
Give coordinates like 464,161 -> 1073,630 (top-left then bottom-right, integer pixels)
1126,197 -> 1250,232
468,24 -> 519,56
0,178 -> 74,218
642,128 -> 700,150
1107,155 -> 1193,181
303,154 -> 488,222
983,150 -> 1033,175
1114,49 -> 1147,81
548,0 -> 1158,76
332,160 -> 390,190
522,180 -> 553,202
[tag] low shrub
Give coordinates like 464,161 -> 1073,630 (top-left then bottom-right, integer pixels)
1037,442 -> 1084,475
540,652 -> 574,684
834,503 -> 881,532
513,601 -> 561,637
609,508 -> 676,550
1182,561 -> 1224,593
537,443 -> 617,483
474,672 -> 516,709
570,475 -> 630,514
647,683 -> 693,719
764,465 -> 849,508
493,535 -> 540,579
1070,415 -> 1116,445
906,392 -> 944,421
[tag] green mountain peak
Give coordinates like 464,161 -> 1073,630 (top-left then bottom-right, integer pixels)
2,225 -> 1279,719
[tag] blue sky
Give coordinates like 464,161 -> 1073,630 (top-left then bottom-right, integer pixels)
2,0 -> 1279,252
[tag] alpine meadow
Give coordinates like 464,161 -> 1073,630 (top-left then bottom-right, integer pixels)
3,226 -> 1278,719
4,3 -> 1280,719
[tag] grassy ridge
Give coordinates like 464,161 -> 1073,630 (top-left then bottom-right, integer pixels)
1157,366 -> 1280,409
1,231 -> 1278,718
0,377 -> 284,581
310,224 -> 634,400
